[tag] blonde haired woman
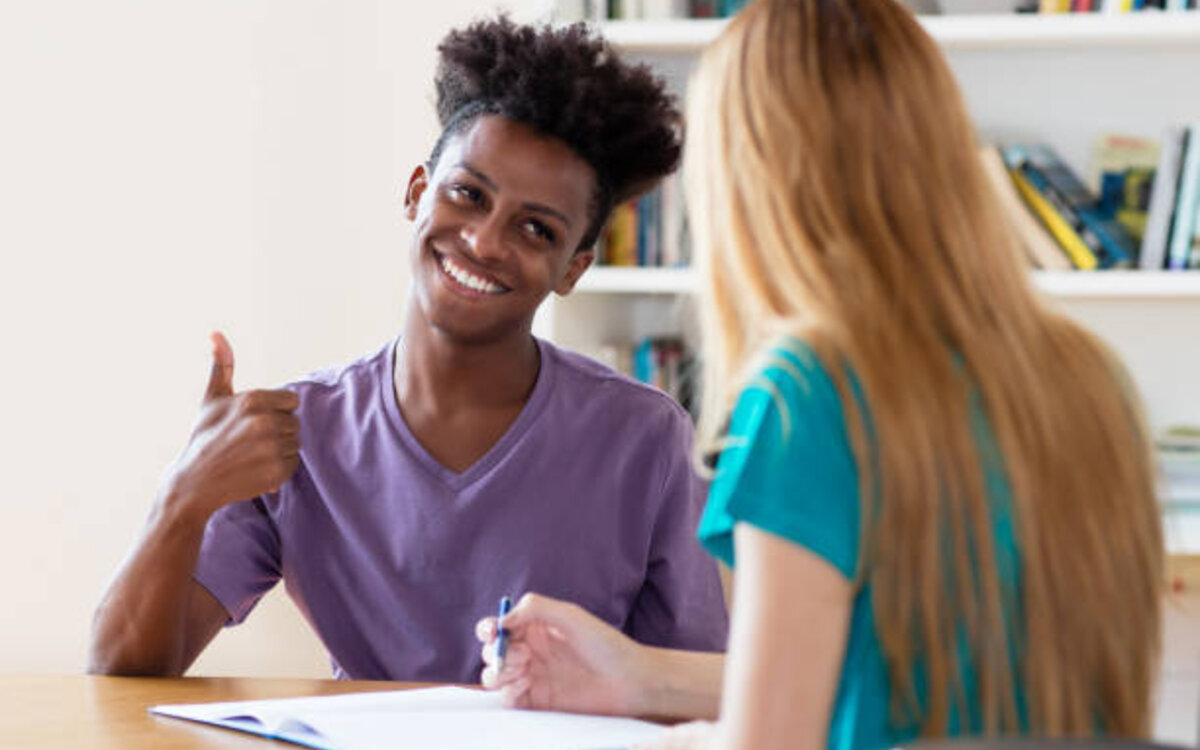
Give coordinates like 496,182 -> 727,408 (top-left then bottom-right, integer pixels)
477,0 -> 1164,747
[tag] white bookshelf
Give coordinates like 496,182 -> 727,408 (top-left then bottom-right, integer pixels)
576,267 -> 1200,299
601,12 -> 1200,52
538,13 -> 1200,438
574,265 -> 697,294
1034,270 -> 1200,298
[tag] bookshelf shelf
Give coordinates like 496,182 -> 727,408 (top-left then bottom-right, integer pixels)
599,13 -> 1200,53
575,266 -> 697,294
1164,509 -> 1200,556
575,267 -> 1200,299
1032,271 -> 1200,298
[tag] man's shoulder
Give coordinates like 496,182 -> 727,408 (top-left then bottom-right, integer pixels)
542,340 -> 693,431
286,340 -> 392,417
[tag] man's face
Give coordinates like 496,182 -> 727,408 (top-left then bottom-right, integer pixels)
404,115 -> 596,346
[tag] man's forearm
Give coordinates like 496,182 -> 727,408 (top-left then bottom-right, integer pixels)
88,491 -> 210,675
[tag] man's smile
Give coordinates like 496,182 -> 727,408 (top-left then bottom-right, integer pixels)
434,250 -> 510,295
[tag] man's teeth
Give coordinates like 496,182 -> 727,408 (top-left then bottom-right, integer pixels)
440,255 -> 506,294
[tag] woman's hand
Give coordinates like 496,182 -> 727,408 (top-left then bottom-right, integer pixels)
476,592 -> 651,716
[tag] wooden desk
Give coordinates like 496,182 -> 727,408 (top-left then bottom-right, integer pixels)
0,675 -> 424,749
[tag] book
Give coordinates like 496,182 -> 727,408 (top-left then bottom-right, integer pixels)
642,0 -> 690,17
151,686 -> 665,750
1189,199 -> 1200,269
1002,147 -> 1099,270
1090,134 -> 1159,244
1167,123 -> 1200,270
599,180 -> 690,269
602,201 -> 639,266
550,0 -> 609,20
1141,127 -> 1188,270
978,146 -> 1072,271
1013,144 -> 1137,268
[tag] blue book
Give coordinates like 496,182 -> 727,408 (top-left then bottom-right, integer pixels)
1020,145 -> 1135,268
633,338 -> 656,384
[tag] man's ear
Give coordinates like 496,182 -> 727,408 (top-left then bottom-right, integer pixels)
403,164 -> 430,221
554,249 -> 595,296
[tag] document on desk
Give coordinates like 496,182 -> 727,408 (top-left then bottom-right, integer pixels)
150,685 -> 665,750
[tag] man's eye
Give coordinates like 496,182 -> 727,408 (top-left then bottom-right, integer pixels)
524,219 -> 555,243
449,184 -> 482,203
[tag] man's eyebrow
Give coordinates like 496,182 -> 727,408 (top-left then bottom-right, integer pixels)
523,202 -> 572,228
457,161 -> 573,228
458,162 -> 498,192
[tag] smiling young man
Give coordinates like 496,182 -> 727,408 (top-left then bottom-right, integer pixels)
89,17 -> 728,683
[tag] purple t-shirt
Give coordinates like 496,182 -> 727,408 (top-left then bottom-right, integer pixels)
193,337 -> 728,682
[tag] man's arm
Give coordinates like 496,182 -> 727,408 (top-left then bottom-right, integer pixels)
88,494 -> 229,675
88,332 -> 300,675
625,407 -> 729,652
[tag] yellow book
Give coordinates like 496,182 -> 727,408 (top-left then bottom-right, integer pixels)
603,201 -> 639,266
978,146 -> 1072,271
1008,167 -> 1099,271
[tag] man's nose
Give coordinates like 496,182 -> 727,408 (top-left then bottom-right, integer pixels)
461,214 -> 507,262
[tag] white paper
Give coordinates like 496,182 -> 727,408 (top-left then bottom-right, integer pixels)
152,686 -> 665,750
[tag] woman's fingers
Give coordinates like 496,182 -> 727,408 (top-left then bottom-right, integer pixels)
500,675 -> 533,709
475,616 -> 497,644
483,642 -> 531,671
481,644 -> 532,689
481,662 -> 497,689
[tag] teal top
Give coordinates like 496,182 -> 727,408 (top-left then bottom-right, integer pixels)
697,341 -> 1024,750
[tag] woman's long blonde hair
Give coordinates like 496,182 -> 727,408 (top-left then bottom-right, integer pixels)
688,0 -> 1162,737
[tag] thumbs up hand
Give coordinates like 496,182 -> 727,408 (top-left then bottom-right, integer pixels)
205,331 -> 236,400
164,332 -> 302,518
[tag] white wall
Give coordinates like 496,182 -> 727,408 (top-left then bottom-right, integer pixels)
0,0 -> 548,677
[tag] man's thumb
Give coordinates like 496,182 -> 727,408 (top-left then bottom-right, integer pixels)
205,331 -> 235,400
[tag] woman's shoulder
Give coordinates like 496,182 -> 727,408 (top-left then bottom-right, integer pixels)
736,337 -> 850,429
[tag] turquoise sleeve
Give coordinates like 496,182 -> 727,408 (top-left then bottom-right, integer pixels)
698,344 -> 862,580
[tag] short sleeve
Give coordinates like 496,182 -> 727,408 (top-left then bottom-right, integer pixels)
698,344 -> 862,580
192,496 -> 283,625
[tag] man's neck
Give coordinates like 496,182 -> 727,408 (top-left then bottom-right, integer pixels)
396,309 -> 540,414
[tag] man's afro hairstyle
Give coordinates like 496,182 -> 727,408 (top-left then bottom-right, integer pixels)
431,16 -> 682,250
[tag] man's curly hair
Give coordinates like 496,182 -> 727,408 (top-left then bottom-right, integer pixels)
430,16 -> 682,251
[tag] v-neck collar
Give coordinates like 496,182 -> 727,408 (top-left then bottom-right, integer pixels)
380,336 -> 555,491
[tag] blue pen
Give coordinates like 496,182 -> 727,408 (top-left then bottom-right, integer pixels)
495,595 -> 513,667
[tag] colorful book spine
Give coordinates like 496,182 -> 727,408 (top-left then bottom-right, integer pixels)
625,337 -> 696,413
600,181 -> 690,268
604,201 -> 639,266
1168,124 -> 1200,271
1019,145 -> 1135,268
978,146 -> 1072,270
1007,166 -> 1099,270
